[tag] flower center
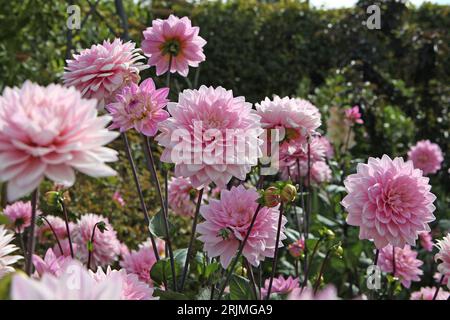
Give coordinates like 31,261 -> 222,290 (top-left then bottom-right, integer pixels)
161,38 -> 182,57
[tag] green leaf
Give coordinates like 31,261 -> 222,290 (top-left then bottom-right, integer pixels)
229,275 -> 254,300
205,262 -> 220,279
316,214 -> 338,227
150,259 -> 171,286
149,210 -> 173,239
154,288 -> 188,300
0,214 -> 9,226
173,248 -> 188,268
284,227 -> 300,243
0,272 -> 13,300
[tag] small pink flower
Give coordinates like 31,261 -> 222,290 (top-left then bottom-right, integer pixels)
410,286 -> 450,300
72,214 -> 121,268
142,15 -> 206,76
310,161 -> 332,185
106,79 -> 169,137
407,140 -> 444,175
32,248 -> 70,277
288,285 -> 340,300
317,136 -> 334,159
3,201 -> 40,233
63,39 -> 148,108
435,234 -> 450,289
120,246 -> 158,284
261,276 -> 299,298
344,105 -> 363,125
112,191 -> 126,207
434,272 -> 449,286
378,244 -> 423,288
418,231 -> 433,252
288,239 -> 305,258
139,238 -> 166,259
197,185 -> 287,268
342,155 -> 436,249
168,176 -> 200,217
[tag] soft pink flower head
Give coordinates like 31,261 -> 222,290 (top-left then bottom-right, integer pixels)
434,272 -> 449,286
0,81 -> 119,201
419,231 -> 433,252
36,215 -> 71,242
0,225 -> 22,279
256,96 -> 321,143
3,201 -> 39,233
261,276 -> 299,298
288,285 -> 340,300
435,234 -> 450,289
410,286 -> 450,300
91,267 -> 158,300
11,259 -> 123,300
317,136 -> 334,159
344,105 -> 363,125
156,86 -> 263,189
342,155 -> 436,249
288,239 -> 305,258
197,185 -> 287,268
407,140 -> 444,175
120,246 -> 158,284
32,248 -> 70,278
168,176 -> 200,217
106,79 -> 169,136
378,244 -> 423,288
310,161 -> 332,185
139,238 -> 166,259
142,15 -> 206,76
53,239 -> 78,258
112,191 -> 126,207
63,39 -> 148,108
72,214 -> 121,268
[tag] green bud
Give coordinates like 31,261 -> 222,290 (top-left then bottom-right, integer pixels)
280,184 -> 297,203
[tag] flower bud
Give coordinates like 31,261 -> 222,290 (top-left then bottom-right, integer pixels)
263,187 -> 281,208
280,184 -> 297,203
288,239 -> 305,258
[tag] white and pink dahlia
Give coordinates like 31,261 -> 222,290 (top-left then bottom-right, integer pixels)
120,246 -> 158,284
407,140 -> 444,175
197,185 -> 286,268
63,39 -> 148,108
72,214 -> 121,268
142,15 -> 206,76
410,287 -> 450,300
435,234 -> 450,289
106,78 -> 169,137
168,176 -> 201,217
378,244 -> 423,288
3,201 -> 38,233
0,81 -> 119,201
0,225 -> 22,279
91,267 -> 158,300
342,155 -> 436,249
157,86 -> 263,189
261,276 -> 299,298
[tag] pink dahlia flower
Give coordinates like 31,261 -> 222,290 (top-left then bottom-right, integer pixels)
419,231 -> 434,252
120,246 -> 158,284
142,15 -> 206,76
36,215 -> 70,242
407,140 -> 444,175
342,155 -> 436,249
0,81 -> 119,201
310,161 -> 332,185
53,239 -> 78,258
0,225 -> 22,279
32,248 -> 70,277
435,234 -> 450,289
11,260 -> 123,300
261,276 -> 299,298
72,214 -> 121,268
139,237 -> 166,259
91,267 -> 158,300
197,186 -> 286,268
256,96 -> 321,143
3,201 -> 39,233
168,176 -> 202,217
378,244 -> 423,288
317,136 -> 334,159
63,39 -> 148,108
112,191 -> 126,207
288,285 -> 340,300
410,286 -> 450,300
106,79 -> 169,136
156,86 -> 263,189
344,105 -> 363,125
434,272 -> 449,287
288,239 -> 305,258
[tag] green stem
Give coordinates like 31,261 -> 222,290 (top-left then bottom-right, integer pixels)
25,189 -> 38,275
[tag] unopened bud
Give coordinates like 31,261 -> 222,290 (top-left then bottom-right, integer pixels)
263,187 -> 281,208
280,184 -> 297,203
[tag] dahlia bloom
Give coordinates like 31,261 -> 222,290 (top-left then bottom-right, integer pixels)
410,287 -> 450,300
407,140 -> 444,175
91,267 -> 158,300
168,176 -> 201,217
435,234 -> 450,289
11,260 -> 123,300
317,136 -> 334,159
288,239 -> 305,258
378,244 -> 423,288
197,186 -> 287,268
72,214 -> 121,268
106,79 -> 169,137
3,201 -> 38,233
344,105 -> 363,125
36,215 -> 70,242
261,276 -> 299,298
288,285 -> 340,300
342,155 -> 436,249
32,248 -> 70,277
157,86 -> 263,189
326,106 -> 355,151
255,96 -> 321,143
0,82 -> 119,201
63,39 -> 148,108
53,239 -> 78,258
419,231 -> 433,252
0,225 -> 22,279
142,15 -> 206,76
112,191 -> 126,207
310,161 -> 332,185
120,246 -> 158,284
